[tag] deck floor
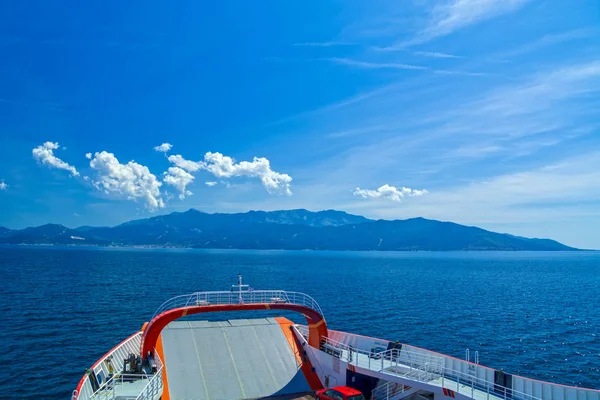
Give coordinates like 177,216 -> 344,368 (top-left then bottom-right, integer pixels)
161,318 -> 311,400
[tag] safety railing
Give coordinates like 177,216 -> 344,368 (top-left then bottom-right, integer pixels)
89,373 -> 153,400
150,290 -> 324,320
80,349 -> 163,400
301,329 -> 541,400
72,333 -> 144,400
135,348 -> 164,400
372,381 -> 412,400
135,366 -> 163,400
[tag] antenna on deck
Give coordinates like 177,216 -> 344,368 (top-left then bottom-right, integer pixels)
232,273 -> 249,304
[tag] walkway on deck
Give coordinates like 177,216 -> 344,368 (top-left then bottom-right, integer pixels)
346,350 -> 509,400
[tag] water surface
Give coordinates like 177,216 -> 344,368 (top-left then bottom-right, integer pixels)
1,246 -> 599,398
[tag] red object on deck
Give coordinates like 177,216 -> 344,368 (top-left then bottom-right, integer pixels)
316,386 -> 365,400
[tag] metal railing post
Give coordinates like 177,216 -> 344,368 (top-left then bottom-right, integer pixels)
442,370 -> 445,388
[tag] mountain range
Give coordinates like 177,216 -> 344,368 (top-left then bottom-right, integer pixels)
0,209 -> 577,251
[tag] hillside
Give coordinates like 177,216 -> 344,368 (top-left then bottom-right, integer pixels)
0,209 -> 576,251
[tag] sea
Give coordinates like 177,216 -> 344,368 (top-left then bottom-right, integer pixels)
1,246 -> 599,399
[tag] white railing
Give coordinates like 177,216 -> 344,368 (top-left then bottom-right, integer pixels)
372,381 -> 412,400
135,365 -> 163,400
150,290 -> 324,320
135,348 -> 164,400
306,330 -> 541,400
73,333 -> 143,400
76,349 -> 163,400
90,373 -> 153,400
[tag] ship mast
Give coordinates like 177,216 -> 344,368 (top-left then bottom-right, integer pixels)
232,273 -> 248,304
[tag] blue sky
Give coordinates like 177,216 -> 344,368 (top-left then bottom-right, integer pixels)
1,1 -> 599,248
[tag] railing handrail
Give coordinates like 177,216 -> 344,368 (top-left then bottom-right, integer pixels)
372,380 -> 411,400
84,348 -> 163,400
150,290 -> 324,320
73,332 -> 143,400
135,366 -> 164,399
307,329 -> 541,400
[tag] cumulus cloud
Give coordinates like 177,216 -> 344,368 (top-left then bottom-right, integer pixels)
32,142 -> 79,176
0,180 -> 7,191
87,151 -> 165,211
167,154 -> 203,172
154,143 -> 173,153
202,152 -> 292,195
354,184 -> 428,202
163,167 -> 194,199
158,150 -> 293,198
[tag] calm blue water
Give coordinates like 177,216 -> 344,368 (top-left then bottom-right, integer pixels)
1,246 -> 599,398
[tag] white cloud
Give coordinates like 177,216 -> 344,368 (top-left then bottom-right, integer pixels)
294,42 -> 355,47
413,51 -> 462,58
32,142 -> 79,176
354,184 -> 428,202
371,152 -> 600,224
85,153 -> 92,159
325,57 -> 485,77
167,154 -> 203,173
412,0 -> 530,45
154,143 -> 173,153
158,150 -> 292,196
0,180 -> 7,191
202,152 -> 293,195
163,167 -> 194,199
326,58 -> 428,71
87,151 -> 165,211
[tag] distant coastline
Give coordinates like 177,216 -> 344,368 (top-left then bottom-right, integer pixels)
0,209 -> 578,251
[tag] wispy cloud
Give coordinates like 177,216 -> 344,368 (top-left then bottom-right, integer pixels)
32,142 -> 79,177
327,126 -> 385,139
284,58 -> 600,211
205,181 -> 217,187
410,0 -> 532,46
325,57 -> 486,76
413,51 -> 462,59
370,0 -> 531,50
494,28 -> 598,60
0,180 -> 7,191
294,42 -> 355,47
384,152 -> 600,222
325,57 -> 427,71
